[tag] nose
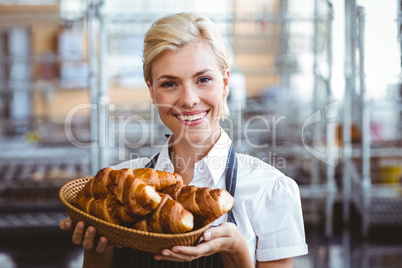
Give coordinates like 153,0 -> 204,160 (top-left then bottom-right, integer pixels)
179,84 -> 200,107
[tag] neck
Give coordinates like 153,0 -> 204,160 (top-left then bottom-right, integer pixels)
169,131 -> 221,183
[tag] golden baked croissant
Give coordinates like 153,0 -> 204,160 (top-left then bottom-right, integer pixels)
162,184 -> 235,227
74,167 -> 233,233
132,168 -> 183,191
75,167 -> 164,225
134,194 -> 194,234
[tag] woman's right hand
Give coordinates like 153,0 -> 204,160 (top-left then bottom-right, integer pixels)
59,217 -> 110,253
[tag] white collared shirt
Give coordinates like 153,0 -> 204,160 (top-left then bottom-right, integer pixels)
113,130 -> 308,264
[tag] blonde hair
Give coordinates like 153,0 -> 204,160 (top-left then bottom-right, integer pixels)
142,12 -> 230,119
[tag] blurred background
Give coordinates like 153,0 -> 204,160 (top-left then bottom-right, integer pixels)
0,0 -> 401,267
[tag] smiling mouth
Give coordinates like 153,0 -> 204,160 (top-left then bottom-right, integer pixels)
175,111 -> 208,122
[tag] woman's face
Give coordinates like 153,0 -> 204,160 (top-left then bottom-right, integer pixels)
147,42 -> 229,147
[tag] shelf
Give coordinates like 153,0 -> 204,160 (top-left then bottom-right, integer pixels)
299,184 -> 337,199
99,12 -> 331,24
0,212 -> 68,228
349,147 -> 402,158
0,4 -> 59,25
369,184 -> 402,199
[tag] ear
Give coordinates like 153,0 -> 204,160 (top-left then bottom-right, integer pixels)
147,81 -> 157,106
222,68 -> 230,98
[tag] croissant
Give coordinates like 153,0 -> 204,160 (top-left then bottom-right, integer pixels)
134,194 -> 194,234
162,184 -> 235,227
75,167 -> 163,225
74,167 -> 233,234
132,168 -> 183,191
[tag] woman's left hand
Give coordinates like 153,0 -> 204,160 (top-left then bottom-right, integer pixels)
154,222 -> 253,266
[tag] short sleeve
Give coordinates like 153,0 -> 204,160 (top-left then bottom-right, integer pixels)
252,175 -> 308,261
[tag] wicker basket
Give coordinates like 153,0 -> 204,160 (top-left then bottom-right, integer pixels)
59,177 -> 212,254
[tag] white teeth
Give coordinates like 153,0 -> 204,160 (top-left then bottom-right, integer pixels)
177,112 -> 207,121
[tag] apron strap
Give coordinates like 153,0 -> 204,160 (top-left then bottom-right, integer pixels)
145,153 -> 160,168
224,146 -> 237,225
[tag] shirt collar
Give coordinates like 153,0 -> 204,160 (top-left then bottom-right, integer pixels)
153,136 -> 175,172
153,129 -> 233,186
202,129 -> 232,186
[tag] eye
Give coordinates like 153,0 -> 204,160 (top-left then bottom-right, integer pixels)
161,81 -> 176,88
198,77 -> 211,84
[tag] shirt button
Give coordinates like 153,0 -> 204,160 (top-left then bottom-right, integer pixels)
196,163 -> 206,174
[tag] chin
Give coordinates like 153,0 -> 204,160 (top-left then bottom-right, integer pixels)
168,117 -> 221,145
183,129 -> 220,148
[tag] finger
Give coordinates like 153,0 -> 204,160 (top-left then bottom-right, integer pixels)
96,237 -> 109,254
154,250 -> 189,262
155,224 -> 239,262
203,222 -> 237,241
72,221 -> 86,245
158,239 -> 228,262
82,226 -> 96,250
154,254 -> 184,262
193,239 -> 225,254
59,217 -> 72,231
171,241 -> 218,258
173,232 -> 235,258
165,243 -> 217,261
169,246 -> 201,257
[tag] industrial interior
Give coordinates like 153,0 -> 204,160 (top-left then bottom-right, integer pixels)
0,0 -> 401,267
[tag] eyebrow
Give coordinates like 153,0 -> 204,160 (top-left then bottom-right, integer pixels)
156,69 -> 213,82
156,74 -> 177,81
193,69 -> 213,78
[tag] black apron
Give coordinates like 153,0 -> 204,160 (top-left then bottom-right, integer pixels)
113,146 -> 238,268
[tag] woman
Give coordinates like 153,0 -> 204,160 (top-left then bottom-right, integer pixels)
60,12 -> 308,267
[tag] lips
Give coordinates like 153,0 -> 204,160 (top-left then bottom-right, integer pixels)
174,110 -> 209,124
176,112 -> 207,121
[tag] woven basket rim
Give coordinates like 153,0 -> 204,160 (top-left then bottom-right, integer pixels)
59,177 -> 212,239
